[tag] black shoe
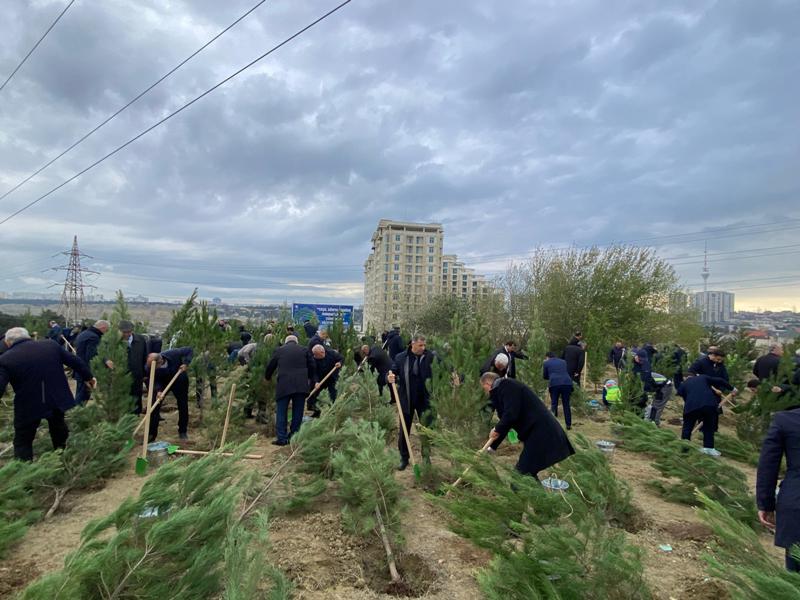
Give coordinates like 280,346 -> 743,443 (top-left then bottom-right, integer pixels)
159,416 -> 165,422
397,460 -> 409,471
179,432 -> 188,441
566,426 -> 572,430
311,410 -> 321,418
148,435 -> 156,444
272,439 -> 288,446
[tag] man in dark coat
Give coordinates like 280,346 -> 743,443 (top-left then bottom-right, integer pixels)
677,373 -> 732,454
481,341 -> 527,379
302,319 -> 317,339
482,372 -> 574,479
308,329 -> 329,350
0,327 -> 95,460
386,326 -> 405,360
146,346 -> 193,442
388,334 -> 435,470
119,320 -> 148,414
754,344 -> 783,382
562,338 -> 586,386
46,320 -> 63,343
757,403 -> 800,572
543,351 -> 574,430
688,347 -> 730,382
671,344 -> 687,388
264,335 -> 317,446
608,341 -> 625,372
308,344 -> 343,417
74,319 -> 111,404
361,343 -> 391,397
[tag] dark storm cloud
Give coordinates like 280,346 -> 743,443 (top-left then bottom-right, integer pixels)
0,0 -> 798,308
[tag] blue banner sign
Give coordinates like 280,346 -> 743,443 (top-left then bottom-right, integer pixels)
292,303 -> 353,329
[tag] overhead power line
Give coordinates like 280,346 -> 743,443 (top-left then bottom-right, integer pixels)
0,0 -> 353,227
0,0 -> 270,204
0,0 -> 75,96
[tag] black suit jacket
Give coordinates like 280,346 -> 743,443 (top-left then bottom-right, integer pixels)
757,407 -> 800,548
753,353 -> 781,381
390,350 -> 434,412
75,326 -> 103,371
562,343 -> 585,377
127,334 -> 148,393
0,339 -> 93,426
489,378 -> 575,473
313,348 -> 343,388
264,341 -> 317,398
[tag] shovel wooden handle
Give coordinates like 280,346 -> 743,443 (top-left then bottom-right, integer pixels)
60,335 -> 76,354
219,383 -> 236,448
448,438 -> 495,491
173,449 -> 263,460
389,381 -> 416,467
305,364 -> 341,402
133,368 -> 184,437
140,362 -> 157,458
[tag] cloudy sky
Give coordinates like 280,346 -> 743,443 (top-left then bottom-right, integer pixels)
1,0 -> 798,310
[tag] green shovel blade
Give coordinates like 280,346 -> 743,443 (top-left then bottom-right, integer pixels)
413,463 -> 421,481
167,444 -> 179,455
135,456 -> 148,476
508,429 -> 519,444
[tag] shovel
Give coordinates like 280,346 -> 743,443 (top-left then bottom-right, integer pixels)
132,368 -> 184,437
389,381 -> 420,481
60,335 -> 77,354
135,362 -> 158,475
219,383 -> 236,448
447,438 -> 494,494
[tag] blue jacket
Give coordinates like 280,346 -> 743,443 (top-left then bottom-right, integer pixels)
542,357 -> 573,388
677,374 -> 731,414
757,407 -> 800,549
0,339 -> 93,425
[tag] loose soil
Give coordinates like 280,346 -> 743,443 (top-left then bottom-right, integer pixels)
1,386 -> 786,599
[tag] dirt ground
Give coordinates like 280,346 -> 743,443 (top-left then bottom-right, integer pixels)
0,390 -> 786,599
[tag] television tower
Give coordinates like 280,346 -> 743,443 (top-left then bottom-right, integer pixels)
50,236 -> 98,324
701,241 -> 710,293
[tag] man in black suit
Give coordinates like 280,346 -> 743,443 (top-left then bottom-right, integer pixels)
753,344 -> 783,382
386,325 -> 405,360
481,340 -> 527,379
146,346 -> 193,442
388,334 -> 435,470
74,319 -> 111,404
562,336 -> 586,386
757,400 -> 800,572
119,320 -> 147,414
309,344 -> 343,417
482,372 -> 574,479
0,327 -> 95,460
264,335 -> 317,446
361,343 -> 391,397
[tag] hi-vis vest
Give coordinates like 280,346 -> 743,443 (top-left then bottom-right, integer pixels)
604,384 -> 621,403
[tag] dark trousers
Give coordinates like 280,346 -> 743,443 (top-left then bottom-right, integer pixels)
549,385 -> 573,428
14,410 -> 69,461
132,389 -> 144,415
276,393 -> 305,443
75,376 -> 91,404
376,371 -> 387,397
515,439 -> 539,478
195,373 -> 217,407
681,406 -> 719,448
394,387 -> 432,462
787,551 -> 800,572
148,375 -> 190,440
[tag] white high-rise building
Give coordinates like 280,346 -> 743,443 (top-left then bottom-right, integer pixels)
363,220 -> 490,331
693,291 -> 735,324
